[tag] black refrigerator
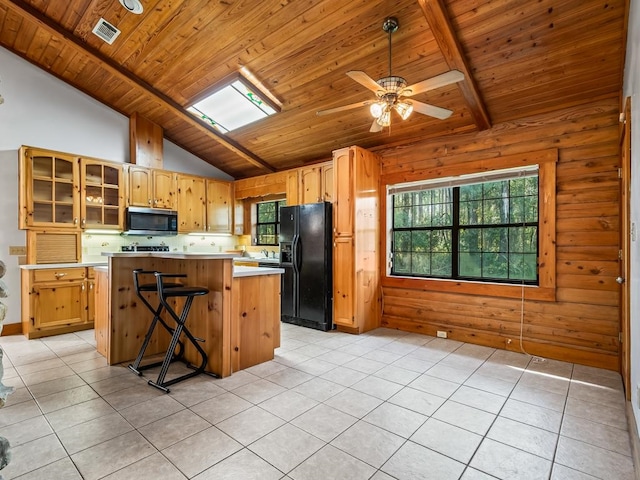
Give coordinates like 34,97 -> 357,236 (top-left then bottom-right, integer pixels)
279,202 -> 333,331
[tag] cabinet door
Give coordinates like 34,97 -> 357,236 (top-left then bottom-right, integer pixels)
127,165 -> 152,207
332,148 -> 354,237
152,170 -> 177,209
32,280 -> 86,329
300,166 -> 322,204
286,170 -> 299,206
333,236 -> 355,327
81,159 -> 123,230
86,269 -> 96,324
177,174 -> 206,232
206,179 -> 233,233
322,163 -> 334,202
20,147 -> 80,229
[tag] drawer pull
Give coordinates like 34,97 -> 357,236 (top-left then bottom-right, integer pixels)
54,273 -> 67,279
81,283 -> 85,291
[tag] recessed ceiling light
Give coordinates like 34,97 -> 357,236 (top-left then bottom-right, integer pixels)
119,0 -> 143,14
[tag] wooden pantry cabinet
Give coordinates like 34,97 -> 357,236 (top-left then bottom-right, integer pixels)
332,146 -> 381,334
21,266 -> 95,339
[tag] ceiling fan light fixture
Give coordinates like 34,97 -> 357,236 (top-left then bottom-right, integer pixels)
395,101 -> 413,120
370,101 -> 385,118
377,109 -> 391,127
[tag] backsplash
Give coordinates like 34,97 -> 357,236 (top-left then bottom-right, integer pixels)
81,232 -> 239,262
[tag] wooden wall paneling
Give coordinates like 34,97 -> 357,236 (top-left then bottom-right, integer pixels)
379,99 -> 621,370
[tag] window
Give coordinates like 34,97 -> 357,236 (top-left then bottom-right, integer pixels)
390,167 -> 539,285
256,200 -> 286,245
187,76 -> 278,133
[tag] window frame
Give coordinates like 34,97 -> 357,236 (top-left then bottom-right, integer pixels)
381,149 -> 557,302
255,199 -> 285,246
390,171 -> 540,284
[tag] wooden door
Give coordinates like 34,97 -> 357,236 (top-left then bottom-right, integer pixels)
300,166 -> 322,204
81,159 -> 123,229
333,147 -> 354,237
286,169 -> 300,206
333,236 -> 355,327
86,268 -> 96,324
128,165 -> 152,207
620,96 -> 631,398
206,180 -> 233,233
20,147 -> 80,229
177,174 -> 206,232
152,170 -> 177,209
322,162 -> 334,202
33,281 -> 86,329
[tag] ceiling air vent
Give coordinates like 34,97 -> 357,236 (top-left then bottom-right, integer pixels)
92,18 -> 121,45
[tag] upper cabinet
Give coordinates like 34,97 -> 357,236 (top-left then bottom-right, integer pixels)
176,174 -> 207,233
126,165 -> 176,210
299,162 -> 334,204
80,158 -> 123,230
177,175 -> 234,234
19,147 -> 80,229
206,179 -> 233,234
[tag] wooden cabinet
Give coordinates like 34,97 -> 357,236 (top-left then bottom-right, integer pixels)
231,273 -> 281,371
86,267 -> 96,324
80,158 -> 124,230
332,146 -> 381,333
19,147 -> 80,229
177,176 -> 234,234
127,165 -> 176,210
94,267 -> 110,359
206,179 -> 233,233
286,170 -> 299,206
299,162 -> 334,204
21,266 -> 94,339
176,174 -> 207,232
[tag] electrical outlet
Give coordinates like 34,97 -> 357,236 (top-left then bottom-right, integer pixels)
9,246 -> 27,255
436,330 -> 447,339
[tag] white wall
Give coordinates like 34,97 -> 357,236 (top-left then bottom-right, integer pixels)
623,0 -> 640,434
0,46 -> 232,325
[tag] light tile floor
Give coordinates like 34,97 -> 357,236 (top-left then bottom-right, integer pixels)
0,324 -> 635,479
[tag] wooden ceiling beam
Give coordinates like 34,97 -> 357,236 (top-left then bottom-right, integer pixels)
2,0 -> 276,173
418,0 -> 491,131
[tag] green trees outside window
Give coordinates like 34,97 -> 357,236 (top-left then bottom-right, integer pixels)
391,176 -> 538,284
256,200 -> 286,245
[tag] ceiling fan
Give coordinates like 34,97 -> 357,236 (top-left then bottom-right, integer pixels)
316,17 -> 464,132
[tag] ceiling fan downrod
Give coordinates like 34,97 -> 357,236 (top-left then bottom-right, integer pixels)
383,17 -> 399,78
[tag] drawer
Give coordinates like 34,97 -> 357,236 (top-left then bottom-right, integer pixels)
33,267 -> 86,283
86,267 -> 95,279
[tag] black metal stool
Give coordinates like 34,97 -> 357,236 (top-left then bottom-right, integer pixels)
129,269 -> 185,376
148,272 -> 216,392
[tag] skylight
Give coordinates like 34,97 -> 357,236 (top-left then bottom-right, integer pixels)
187,78 -> 277,133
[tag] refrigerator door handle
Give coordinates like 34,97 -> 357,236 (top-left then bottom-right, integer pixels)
292,234 -> 301,273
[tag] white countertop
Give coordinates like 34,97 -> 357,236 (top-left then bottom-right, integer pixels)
102,252 -> 237,260
20,262 -> 108,270
233,266 -> 284,277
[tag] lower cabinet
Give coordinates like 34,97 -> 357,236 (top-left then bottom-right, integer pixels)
21,266 -> 95,339
230,274 -> 281,371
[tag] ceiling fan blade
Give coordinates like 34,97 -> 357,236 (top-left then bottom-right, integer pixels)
369,119 -> 384,133
403,70 -> 464,97
411,100 -> 454,120
316,100 -> 371,116
347,71 -> 384,93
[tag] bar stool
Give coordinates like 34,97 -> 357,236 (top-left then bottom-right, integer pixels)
148,272 -> 216,392
129,269 -> 185,376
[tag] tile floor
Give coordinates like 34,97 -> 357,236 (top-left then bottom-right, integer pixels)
0,324 -> 635,480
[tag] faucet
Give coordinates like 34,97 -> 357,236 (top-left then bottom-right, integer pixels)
261,248 -> 269,258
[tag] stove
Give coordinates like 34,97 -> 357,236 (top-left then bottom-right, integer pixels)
121,245 -> 170,252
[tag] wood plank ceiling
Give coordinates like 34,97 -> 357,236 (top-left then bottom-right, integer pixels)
0,0 -> 627,179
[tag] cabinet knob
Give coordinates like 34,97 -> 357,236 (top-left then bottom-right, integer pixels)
81,218 -> 86,228
89,282 -> 94,290
73,217 -> 78,225
81,283 -> 85,291
148,199 -> 152,205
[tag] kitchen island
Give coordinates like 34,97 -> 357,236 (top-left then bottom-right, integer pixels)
95,252 -> 283,378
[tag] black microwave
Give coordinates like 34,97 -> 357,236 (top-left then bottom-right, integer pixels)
124,207 -> 178,236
